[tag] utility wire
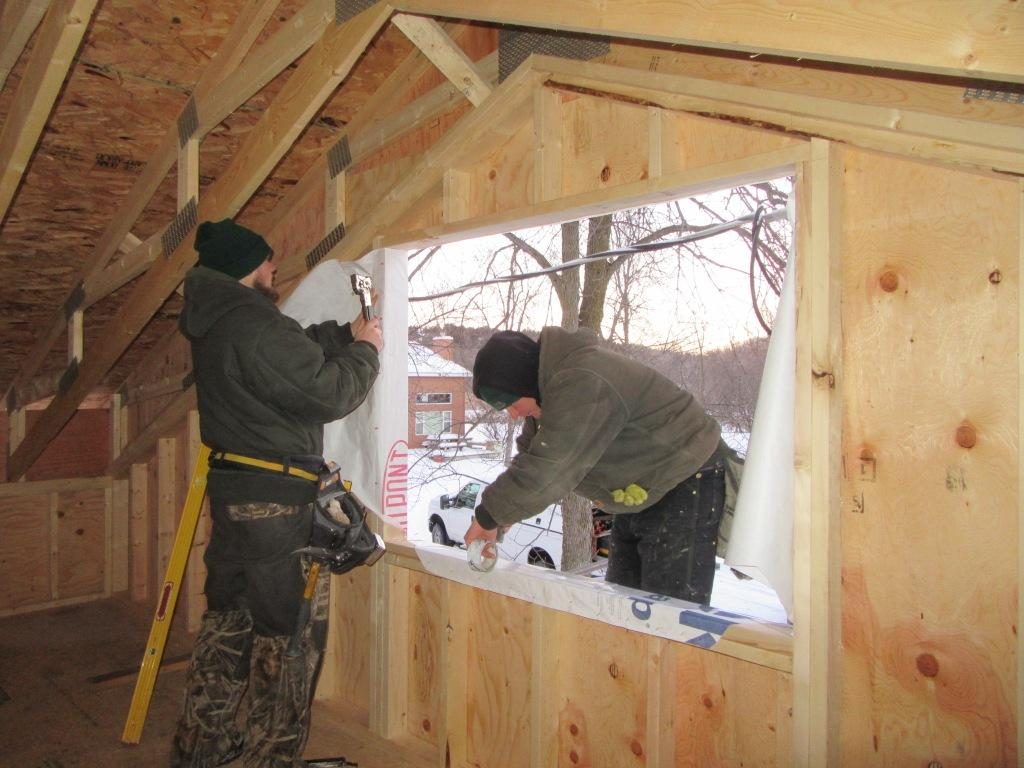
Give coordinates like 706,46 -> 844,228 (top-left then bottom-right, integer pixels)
410,207 -> 788,302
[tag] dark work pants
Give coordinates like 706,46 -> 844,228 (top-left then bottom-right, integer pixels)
171,500 -> 330,768
605,462 -> 727,605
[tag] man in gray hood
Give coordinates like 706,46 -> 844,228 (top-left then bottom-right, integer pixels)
465,328 -> 737,605
172,218 -> 381,768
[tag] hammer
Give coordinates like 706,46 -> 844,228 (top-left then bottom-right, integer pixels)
350,274 -> 373,320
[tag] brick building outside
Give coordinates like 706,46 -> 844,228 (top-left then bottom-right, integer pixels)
407,336 -> 473,449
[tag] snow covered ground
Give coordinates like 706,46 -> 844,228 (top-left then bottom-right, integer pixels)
404,448 -> 789,625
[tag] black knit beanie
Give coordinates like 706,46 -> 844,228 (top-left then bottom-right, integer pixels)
472,331 -> 541,409
194,219 -> 272,279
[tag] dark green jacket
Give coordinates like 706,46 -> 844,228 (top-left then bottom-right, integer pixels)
480,327 -> 720,526
179,266 -> 380,503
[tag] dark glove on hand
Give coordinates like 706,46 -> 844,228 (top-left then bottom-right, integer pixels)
474,503 -> 499,531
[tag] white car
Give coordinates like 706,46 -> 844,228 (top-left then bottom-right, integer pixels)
427,481 -> 564,569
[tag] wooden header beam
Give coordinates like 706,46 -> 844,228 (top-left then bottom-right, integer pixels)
537,56 -> 1024,176
394,0 -> 1024,84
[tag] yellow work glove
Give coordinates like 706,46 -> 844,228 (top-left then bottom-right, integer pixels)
611,483 -> 648,507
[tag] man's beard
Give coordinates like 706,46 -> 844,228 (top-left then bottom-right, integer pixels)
254,281 -> 279,303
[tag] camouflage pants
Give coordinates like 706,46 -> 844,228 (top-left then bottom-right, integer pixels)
171,500 -> 331,768
605,457 -> 727,605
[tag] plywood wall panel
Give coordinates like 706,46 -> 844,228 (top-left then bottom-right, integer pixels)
548,612 -> 650,768
24,409 -> 110,481
328,565 -> 372,713
407,570 -> 446,749
55,489 -> 107,599
561,95 -> 650,198
672,642 -> 793,767
461,590 -> 533,768
659,111 -> 800,177
347,155 -> 420,229
466,119 -> 535,221
840,148 -> 1018,767
0,494 -> 50,610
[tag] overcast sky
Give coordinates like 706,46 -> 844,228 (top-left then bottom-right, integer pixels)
408,177 -> 792,353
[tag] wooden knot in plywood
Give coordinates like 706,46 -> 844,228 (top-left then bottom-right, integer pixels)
989,269 -> 1002,284
630,740 -> 644,756
956,423 -> 977,449
811,367 -> 835,388
878,269 -> 899,292
916,652 -> 940,678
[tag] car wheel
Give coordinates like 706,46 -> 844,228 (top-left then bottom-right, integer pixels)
528,548 -> 555,569
430,519 -> 451,546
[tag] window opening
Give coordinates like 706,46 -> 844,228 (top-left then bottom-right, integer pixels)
406,177 -> 792,626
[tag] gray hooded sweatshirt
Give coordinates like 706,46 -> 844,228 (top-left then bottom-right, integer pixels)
480,327 -> 720,526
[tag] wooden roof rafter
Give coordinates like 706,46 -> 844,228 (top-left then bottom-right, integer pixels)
108,20 -> 498,475
1,0 -> 335,414
0,0 -> 52,91
274,58 -> 545,287
392,13 -> 492,106
6,2 -> 394,481
0,0 -> 99,223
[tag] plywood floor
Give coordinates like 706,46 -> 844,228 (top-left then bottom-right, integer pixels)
0,597 -> 431,768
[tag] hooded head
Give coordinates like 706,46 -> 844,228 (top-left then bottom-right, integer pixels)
472,331 -> 541,410
194,219 -> 272,279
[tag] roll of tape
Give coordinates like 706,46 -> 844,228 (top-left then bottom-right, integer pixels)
467,539 -> 497,572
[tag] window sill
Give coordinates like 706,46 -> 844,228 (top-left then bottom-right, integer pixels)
383,540 -> 793,673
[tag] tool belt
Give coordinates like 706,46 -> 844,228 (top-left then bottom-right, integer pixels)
209,451 -> 323,483
298,467 -> 386,574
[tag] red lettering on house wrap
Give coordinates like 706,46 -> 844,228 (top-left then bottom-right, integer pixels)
382,441 -> 409,532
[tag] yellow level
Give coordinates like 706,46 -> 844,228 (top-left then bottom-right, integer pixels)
121,443 -> 211,744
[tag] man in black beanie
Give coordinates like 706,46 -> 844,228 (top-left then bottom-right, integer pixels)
467,326 -> 739,605
171,218 -> 383,768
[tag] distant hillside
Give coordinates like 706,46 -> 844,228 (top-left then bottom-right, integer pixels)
409,327 -> 768,432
